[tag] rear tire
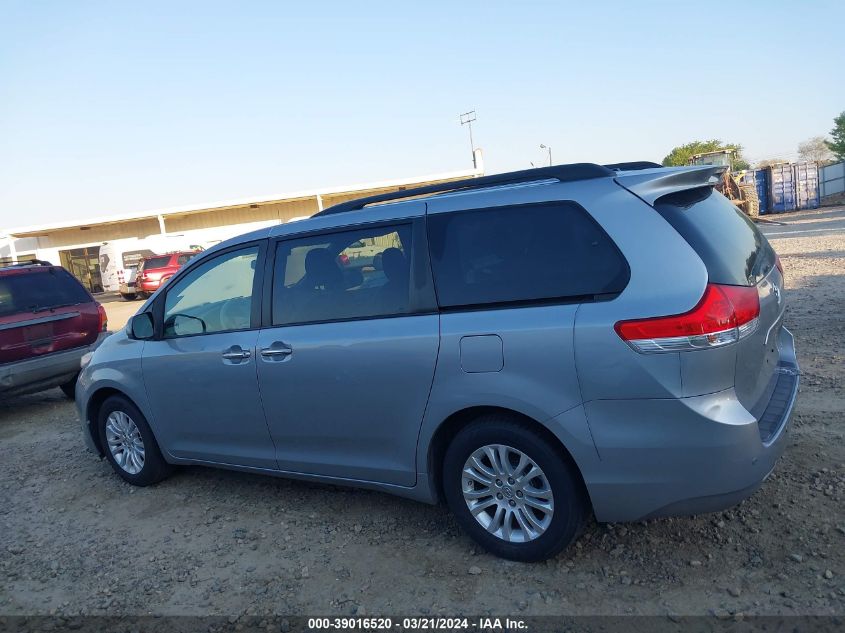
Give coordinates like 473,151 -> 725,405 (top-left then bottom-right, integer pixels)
442,414 -> 587,562
59,374 -> 78,400
97,395 -> 173,486
740,183 -> 760,218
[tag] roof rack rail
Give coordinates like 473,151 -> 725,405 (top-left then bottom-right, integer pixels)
603,161 -> 663,171
7,259 -> 53,267
314,163 -> 615,217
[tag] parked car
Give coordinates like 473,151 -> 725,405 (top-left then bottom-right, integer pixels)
0,261 -> 108,398
117,263 -> 140,300
132,251 -> 198,298
101,236 -> 213,295
76,163 -> 798,561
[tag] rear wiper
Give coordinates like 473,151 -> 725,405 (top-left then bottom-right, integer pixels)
31,302 -> 81,314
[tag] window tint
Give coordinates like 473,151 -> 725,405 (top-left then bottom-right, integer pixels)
654,187 -> 776,286
0,268 -> 91,317
142,256 -> 171,270
273,225 -> 413,325
163,247 -> 258,337
427,202 -> 629,308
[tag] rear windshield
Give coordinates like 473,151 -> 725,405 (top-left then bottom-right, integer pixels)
654,187 -> 776,286
141,256 -> 171,270
0,268 -> 91,317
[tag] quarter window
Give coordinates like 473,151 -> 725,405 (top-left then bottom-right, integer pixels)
427,202 -> 629,308
163,247 -> 259,337
272,225 -> 413,325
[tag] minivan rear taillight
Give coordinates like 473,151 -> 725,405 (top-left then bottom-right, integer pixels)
97,303 -> 108,332
614,284 -> 760,353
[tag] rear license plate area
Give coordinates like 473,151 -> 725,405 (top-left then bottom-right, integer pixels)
24,323 -> 53,351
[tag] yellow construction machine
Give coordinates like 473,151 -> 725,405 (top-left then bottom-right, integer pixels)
688,150 -> 759,218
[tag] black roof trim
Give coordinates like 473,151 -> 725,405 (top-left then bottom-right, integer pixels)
604,161 -> 663,171
314,163 -> 615,217
0,259 -> 54,270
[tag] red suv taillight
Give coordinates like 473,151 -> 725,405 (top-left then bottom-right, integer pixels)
614,283 -> 760,353
97,303 -> 108,332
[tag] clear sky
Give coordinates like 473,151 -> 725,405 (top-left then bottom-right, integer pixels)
1,0 -> 843,227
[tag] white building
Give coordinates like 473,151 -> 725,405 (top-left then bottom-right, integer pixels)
1,152 -> 484,292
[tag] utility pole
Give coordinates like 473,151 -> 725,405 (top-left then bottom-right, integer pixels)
540,144 -> 552,166
460,110 -> 477,168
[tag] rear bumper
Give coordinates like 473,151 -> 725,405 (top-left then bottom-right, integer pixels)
584,327 -> 799,522
0,333 -> 109,396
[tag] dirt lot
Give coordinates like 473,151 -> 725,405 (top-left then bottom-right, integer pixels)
97,293 -> 141,332
1,208 -> 843,618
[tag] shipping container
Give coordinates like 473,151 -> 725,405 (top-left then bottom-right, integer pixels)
793,162 -> 820,210
768,164 -> 796,213
765,163 -> 820,214
734,169 -> 771,215
754,168 -> 769,214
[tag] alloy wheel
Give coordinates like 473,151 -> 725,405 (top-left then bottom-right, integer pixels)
461,444 -> 554,543
104,410 -> 146,475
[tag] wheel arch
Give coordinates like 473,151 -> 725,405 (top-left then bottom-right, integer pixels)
85,387 -> 140,456
426,405 -> 591,507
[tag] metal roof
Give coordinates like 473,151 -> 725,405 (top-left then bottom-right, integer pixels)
5,165 -> 483,238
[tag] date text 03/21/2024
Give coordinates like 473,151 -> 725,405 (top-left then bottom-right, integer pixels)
307,617 -> 528,631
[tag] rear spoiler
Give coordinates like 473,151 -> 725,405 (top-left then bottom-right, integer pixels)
614,165 -> 725,205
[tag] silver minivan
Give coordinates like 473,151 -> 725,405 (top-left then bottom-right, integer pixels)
76,163 -> 799,561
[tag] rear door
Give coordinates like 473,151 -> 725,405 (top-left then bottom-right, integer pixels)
0,267 -> 99,364
425,195 -> 630,421
255,216 -> 439,486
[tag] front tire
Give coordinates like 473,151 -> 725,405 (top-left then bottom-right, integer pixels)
98,395 -> 173,486
443,414 -> 587,562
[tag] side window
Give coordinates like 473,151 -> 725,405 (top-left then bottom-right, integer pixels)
176,254 -> 192,266
272,224 -> 412,326
163,246 -> 259,337
427,202 -> 629,308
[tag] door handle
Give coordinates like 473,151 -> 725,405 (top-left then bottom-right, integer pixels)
260,343 -> 292,358
222,348 -> 251,360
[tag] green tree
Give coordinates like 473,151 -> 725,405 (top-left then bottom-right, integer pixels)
825,111 -> 845,161
661,139 -> 749,170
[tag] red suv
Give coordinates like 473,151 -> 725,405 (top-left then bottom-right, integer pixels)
0,261 -> 108,398
135,251 -> 198,297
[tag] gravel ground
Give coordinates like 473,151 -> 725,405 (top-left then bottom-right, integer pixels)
1,208 -> 843,618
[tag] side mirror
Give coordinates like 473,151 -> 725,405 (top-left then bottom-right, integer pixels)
129,312 -> 155,340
